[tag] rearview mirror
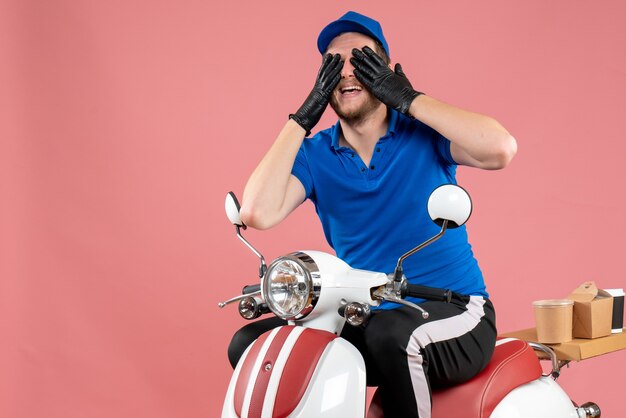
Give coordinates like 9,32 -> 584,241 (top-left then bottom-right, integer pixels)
427,184 -> 472,228
225,192 -> 245,228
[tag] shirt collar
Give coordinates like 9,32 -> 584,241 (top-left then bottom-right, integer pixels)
330,107 -> 399,150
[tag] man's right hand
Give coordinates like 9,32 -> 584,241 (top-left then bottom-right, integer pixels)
289,54 -> 343,136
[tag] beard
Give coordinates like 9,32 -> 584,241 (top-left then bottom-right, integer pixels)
329,90 -> 383,124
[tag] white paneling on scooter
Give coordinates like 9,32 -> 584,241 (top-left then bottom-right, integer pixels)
219,185 -> 601,418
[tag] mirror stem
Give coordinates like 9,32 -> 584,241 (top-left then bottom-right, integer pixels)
393,220 -> 448,282
235,225 -> 267,278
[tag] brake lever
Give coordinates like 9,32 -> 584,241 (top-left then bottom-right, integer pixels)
218,290 -> 261,308
372,287 -> 429,319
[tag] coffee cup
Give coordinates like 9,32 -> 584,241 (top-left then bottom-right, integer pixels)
605,289 -> 624,333
532,299 -> 574,343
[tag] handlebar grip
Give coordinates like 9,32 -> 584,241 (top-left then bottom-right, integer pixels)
402,284 -> 453,303
242,284 -> 261,294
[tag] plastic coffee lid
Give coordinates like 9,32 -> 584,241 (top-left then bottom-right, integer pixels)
605,289 -> 625,297
532,299 -> 574,308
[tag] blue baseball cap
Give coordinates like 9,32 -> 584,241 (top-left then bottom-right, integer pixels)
317,11 -> 390,58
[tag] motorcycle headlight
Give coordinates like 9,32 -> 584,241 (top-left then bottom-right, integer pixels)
262,252 -> 320,320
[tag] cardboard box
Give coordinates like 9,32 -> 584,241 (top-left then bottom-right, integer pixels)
568,281 -> 614,339
500,327 -> 626,361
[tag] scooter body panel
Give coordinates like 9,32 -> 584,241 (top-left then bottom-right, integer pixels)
288,338 -> 366,418
297,251 -> 388,334
222,343 -> 250,418
222,326 -> 366,418
490,376 -> 580,418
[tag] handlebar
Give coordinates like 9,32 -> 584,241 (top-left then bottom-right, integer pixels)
242,284 -> 261,294
401,284 -> 454,303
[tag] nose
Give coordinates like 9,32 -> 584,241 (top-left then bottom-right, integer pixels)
341,57 -> 355,79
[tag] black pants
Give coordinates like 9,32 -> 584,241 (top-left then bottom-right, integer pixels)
228,296 -> 496,418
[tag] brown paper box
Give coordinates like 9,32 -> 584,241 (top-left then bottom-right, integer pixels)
568,281 -> 614,339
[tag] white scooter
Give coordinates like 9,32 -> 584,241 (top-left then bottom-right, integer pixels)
219,184 -> 601,418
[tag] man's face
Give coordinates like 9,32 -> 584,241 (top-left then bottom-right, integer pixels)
325,32 -> 384,122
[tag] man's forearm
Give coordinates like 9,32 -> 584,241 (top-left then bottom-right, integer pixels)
240,119 -> 306,229
408,95 -> 517,169
239,53 -> 341,229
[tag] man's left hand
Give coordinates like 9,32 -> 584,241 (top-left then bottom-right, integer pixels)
351,46 -> 423,116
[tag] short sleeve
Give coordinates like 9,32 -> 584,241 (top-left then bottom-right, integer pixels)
433,130 -> 457,166
291,145 -> 314,200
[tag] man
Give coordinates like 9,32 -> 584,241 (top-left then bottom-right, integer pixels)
229,11 -> 517,418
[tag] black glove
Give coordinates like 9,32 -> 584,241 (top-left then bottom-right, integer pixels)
290,54 -> 343,136
350,46 -> 422,116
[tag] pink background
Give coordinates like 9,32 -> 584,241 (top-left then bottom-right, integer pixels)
2,1 -> 625,417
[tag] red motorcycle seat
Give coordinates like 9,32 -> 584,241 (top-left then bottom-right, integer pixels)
368,338 -> 543,418
431,338 -> 543,418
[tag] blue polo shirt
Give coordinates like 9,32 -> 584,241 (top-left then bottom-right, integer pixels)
291,108 -> 487,309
